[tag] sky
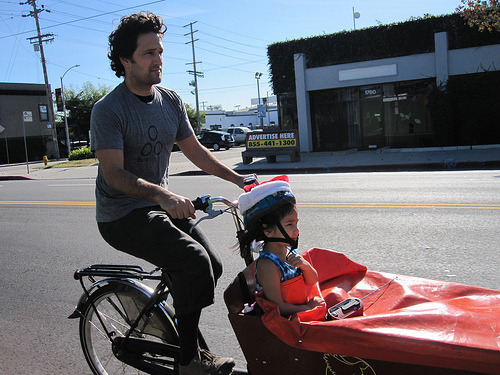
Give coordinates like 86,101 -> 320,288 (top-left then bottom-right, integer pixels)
1,0 -> 463,111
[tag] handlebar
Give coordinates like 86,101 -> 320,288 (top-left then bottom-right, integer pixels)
191,195 -> 237,214
191,172 -> 256,214
189,174 -> 257,261
192,196 -> 210,212
190,194 -> 251,265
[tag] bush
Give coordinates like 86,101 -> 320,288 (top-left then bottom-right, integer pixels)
68,146 -> 94,161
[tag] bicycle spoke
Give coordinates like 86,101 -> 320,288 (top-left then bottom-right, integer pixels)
79,284 -> 178,375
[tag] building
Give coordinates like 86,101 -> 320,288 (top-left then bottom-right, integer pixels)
205,96 -> 279,131
268,14 -> 500,153
0,82 -> 58,163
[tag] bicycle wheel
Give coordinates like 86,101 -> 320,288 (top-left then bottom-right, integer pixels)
79,282 -> 179,375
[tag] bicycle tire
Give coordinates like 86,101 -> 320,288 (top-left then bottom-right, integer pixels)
79,282 -> 179,375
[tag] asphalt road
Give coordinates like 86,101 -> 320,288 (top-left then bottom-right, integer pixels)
0,171 -> 498,374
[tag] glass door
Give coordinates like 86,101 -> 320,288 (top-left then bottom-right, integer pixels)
360,86 -> 385,149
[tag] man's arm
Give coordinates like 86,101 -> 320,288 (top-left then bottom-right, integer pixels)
177,134 -> 254,188
95,149 -> 195,219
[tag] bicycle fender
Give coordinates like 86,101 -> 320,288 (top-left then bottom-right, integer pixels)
68,278 -> 157,319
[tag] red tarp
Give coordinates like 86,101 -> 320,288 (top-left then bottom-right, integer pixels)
255,248 -> 500,374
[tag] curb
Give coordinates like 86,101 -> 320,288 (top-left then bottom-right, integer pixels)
234,160 -> 500,175
0,175 -> 32,181
2,161 -> 499,180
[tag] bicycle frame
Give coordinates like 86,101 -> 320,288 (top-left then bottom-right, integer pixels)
70,195 -> 250,374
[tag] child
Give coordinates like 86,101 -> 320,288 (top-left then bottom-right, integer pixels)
238,175 -> 326,317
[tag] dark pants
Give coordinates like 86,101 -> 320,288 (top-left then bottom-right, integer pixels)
98,206 -> 223,316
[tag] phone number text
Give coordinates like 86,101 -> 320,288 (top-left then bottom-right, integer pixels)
247,139 -> 297,148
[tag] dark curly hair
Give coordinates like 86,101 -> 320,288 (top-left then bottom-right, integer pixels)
108,12 -> 167,78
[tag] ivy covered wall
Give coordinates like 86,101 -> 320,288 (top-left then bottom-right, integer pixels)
268,13 -> 500,95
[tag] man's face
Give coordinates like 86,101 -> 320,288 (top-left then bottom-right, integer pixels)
121,32 -> 163,89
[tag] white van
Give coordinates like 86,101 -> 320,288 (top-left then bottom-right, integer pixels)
224,127 -> 251,145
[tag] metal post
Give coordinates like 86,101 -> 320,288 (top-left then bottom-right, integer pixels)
255,72 -> 263,128
61,64 -> 80,157
267,91 -> 271,127
0,125 -> 9,164
4,132 -> 9,165
22,117 -> 29,174
353,7 -> 360,30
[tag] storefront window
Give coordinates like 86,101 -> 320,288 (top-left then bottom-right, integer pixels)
309,79 -> 434,151
383,80 -> 434,147
310,88 -> 359,151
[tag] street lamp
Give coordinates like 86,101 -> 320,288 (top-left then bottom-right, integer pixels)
255,72 -> 263,128
352,7 -> 361,30
60,64 -> 80,157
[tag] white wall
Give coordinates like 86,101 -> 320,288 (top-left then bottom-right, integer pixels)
205,106 -> 279,130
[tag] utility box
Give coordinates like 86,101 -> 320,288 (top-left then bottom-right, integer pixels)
242,130 -> 300,164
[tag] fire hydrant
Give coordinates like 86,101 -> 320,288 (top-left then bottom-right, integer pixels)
43,155 -> 49,166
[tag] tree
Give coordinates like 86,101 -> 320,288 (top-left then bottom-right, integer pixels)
185,103 -> 205,133
457,0 -> 500,32
62,82 -> 111,143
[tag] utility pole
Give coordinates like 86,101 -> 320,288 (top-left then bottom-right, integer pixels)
22,0 -> 59,157
184,21 -> 204,132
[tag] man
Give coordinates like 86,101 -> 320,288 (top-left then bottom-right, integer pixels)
90,12 -> 253,375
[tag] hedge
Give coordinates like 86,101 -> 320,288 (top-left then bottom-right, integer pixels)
68,146 -> 95,161
268,13 -> 500,95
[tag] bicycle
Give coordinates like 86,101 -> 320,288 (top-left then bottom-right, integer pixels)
69,195 -> 253,375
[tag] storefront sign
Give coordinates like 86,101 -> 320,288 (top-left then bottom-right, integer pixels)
247,131 -> 297,149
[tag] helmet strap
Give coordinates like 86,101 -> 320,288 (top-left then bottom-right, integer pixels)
263,222 -> 298,250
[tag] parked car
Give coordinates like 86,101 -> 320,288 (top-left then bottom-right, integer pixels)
224,127 -> 251,145
70,140 -> 88,151
197,131 -> 235,151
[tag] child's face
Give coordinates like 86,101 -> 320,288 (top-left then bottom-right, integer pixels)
265,206 -> 299,243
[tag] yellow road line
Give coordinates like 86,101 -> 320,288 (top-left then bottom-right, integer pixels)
214,202 -> 500,210
296,203 -> 500,210
0,201 -> 499,210
0,201 -> 95,206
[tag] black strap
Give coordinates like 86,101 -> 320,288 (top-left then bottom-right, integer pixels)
263,222 -> 298,250
237,272 -> 252,304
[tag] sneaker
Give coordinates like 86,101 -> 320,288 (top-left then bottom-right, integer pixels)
179,349 -> 235,375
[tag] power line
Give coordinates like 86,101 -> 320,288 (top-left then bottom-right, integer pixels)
203,59 -> 268,74
199,83 -> 255,92
196,46 -> 263,63
0,0 -> 167,39
199,39 -> 265,58
198,30 -> 264,50
198,20 -> 272,44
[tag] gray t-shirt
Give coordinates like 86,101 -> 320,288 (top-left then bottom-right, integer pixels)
90,82 -> 194,222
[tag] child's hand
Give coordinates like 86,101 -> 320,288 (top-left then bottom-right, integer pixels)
286,252 -> 311,270
307,296 -> 326,309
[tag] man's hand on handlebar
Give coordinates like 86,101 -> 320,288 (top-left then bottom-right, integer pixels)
237,174 -> 259,189
159,173 -> 257,219
159,192 -> 196,219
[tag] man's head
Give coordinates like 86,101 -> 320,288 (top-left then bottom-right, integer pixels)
108,12 -> 167,78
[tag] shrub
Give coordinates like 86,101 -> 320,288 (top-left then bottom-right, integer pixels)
68,146 -> 94,161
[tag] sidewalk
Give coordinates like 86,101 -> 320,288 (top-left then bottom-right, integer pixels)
1,145 -> 499,181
